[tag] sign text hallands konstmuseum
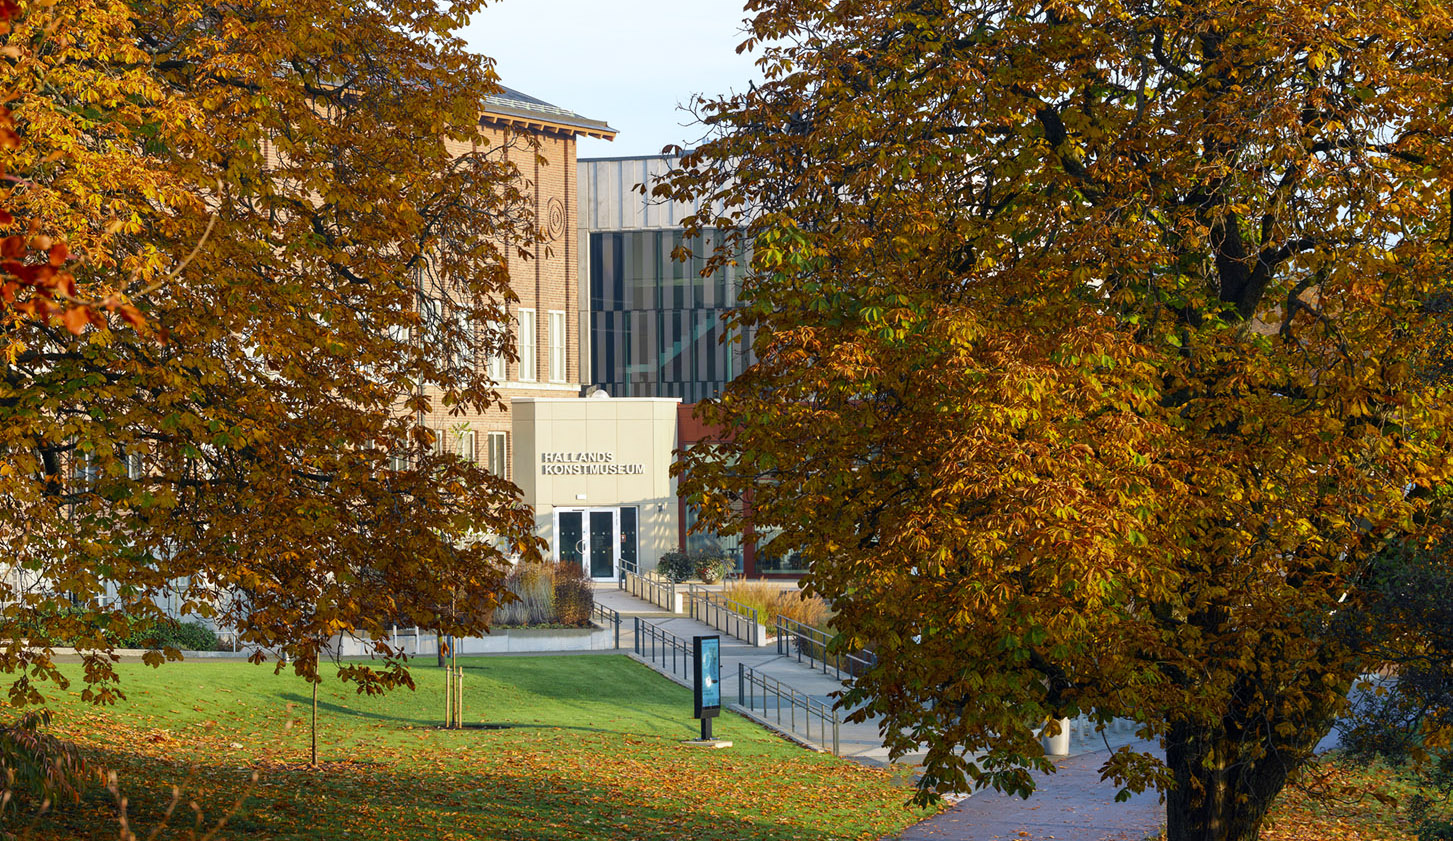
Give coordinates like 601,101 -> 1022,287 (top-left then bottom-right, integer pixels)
539,451 -> 645,476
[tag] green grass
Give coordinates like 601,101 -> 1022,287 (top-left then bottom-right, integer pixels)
11,655 -> 934,840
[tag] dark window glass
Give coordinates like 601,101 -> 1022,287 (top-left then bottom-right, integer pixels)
559,512 -> 584,573
619,507 -> 638,573
589,510 -> 615,579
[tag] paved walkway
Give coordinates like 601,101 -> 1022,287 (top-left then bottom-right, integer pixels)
593,583 -> 1142,770
593,584 -> 894,762
601,582 -> 1166,840
892,745 -> 1164,841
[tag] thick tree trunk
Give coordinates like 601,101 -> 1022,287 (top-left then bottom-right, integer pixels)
1163,721 -> 1304,841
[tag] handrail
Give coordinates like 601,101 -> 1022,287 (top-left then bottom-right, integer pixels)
737,662 -> 839,755
592,603 -> 622,649
619,565 -> 677,612
775,615 -> 875,681
686,584 -> 761,646
633,616 -> 693,682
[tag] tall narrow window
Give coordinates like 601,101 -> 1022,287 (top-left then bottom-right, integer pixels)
455,310 -> 475,369
518,309 -> 537,382
125,451 -> 144,480
548,310 -> 567,382
487,322 -> 507,383
486,432 -> 507,479
72,449 -> 98,489
457,430 -> 476,464
420,297 -> 442,343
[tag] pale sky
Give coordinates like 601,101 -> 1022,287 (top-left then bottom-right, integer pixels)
460,0 -> 762,159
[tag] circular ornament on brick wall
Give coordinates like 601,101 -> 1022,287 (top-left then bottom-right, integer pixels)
546,197 -> 567,241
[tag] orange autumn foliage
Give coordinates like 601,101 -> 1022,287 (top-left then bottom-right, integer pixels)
0,0 -> 544,704
663,3 -> 1453,840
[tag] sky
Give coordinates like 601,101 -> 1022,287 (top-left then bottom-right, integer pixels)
460,0 -> 762,159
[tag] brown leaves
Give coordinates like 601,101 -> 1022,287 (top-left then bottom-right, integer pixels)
664,0 -> 1453,824
0,0 -> 542,712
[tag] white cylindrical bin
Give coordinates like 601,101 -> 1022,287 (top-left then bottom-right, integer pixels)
1042,717 -> 1072,756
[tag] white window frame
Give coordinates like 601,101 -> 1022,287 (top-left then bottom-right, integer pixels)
548,310 -> 567,382
486,431 -> 507,479
455,310 -> 475,370
487,322 -> 507,384
73,448 -> 98,489
458,430 -> 477,464
518,309 -> 537,382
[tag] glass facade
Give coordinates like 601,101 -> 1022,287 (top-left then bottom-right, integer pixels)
684,502 -> 744,575
589,231 -> 752,403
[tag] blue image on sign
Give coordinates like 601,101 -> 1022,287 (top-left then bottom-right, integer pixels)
701,639 -> 720,708
694,635 -> 721,718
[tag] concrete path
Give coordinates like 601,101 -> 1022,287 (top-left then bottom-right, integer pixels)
891,745 -> 1164,841
597,583 -> 1167,840
592,584 -> 1142,770
593,584 -> 891,761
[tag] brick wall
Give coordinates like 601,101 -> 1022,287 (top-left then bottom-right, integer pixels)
419,123 -> 584,482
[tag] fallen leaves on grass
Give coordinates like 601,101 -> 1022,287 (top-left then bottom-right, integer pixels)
17,659 -> 935,841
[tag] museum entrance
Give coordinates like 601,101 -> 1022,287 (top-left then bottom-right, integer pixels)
555,507 -> 638,581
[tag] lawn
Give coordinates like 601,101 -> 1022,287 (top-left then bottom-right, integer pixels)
9,655 -> 935,840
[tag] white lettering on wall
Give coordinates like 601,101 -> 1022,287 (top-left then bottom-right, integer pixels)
539,452 -> 645,476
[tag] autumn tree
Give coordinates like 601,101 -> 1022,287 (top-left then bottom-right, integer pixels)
0,0 -> 542,705
662,2 -> 1453,839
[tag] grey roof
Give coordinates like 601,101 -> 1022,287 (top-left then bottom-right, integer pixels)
483,86 -> 616,138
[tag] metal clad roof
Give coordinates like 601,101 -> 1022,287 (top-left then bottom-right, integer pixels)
482,86 -> 616,139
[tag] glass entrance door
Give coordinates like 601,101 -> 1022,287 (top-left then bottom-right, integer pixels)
555,508 -> 621,580
588,510 -> 615,579
558,511 -> 585,573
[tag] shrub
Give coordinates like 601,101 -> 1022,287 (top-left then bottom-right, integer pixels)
553,562 -> 594,626
655,551 -> 695,583
122,619 -> 220,652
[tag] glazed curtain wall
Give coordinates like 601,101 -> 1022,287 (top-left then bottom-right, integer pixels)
589,230 -> 753,403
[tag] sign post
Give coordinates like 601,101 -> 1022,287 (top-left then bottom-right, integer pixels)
692,635 -> 724,744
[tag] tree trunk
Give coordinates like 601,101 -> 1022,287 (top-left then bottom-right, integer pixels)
1163,721 -> 1302,841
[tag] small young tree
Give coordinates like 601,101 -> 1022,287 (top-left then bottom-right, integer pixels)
662,3 -> 1453,839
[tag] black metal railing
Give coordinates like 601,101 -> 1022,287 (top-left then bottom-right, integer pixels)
633,617 -> 693,682
686,585 -> 762,646
775,616 -> 875,681
737,662 -> 839,755
592,603 -> 622,649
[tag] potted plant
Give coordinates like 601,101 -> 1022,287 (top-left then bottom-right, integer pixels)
694,553 -> 732,584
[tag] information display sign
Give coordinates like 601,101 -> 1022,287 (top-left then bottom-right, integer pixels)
693,635 -> 721,720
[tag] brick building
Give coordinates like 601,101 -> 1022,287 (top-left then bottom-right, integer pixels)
416,88 -> 615,480
413,92 -> 691,581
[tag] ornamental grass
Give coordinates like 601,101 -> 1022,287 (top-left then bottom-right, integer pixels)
490,562 -> 594,627
721,580 -> 831,629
